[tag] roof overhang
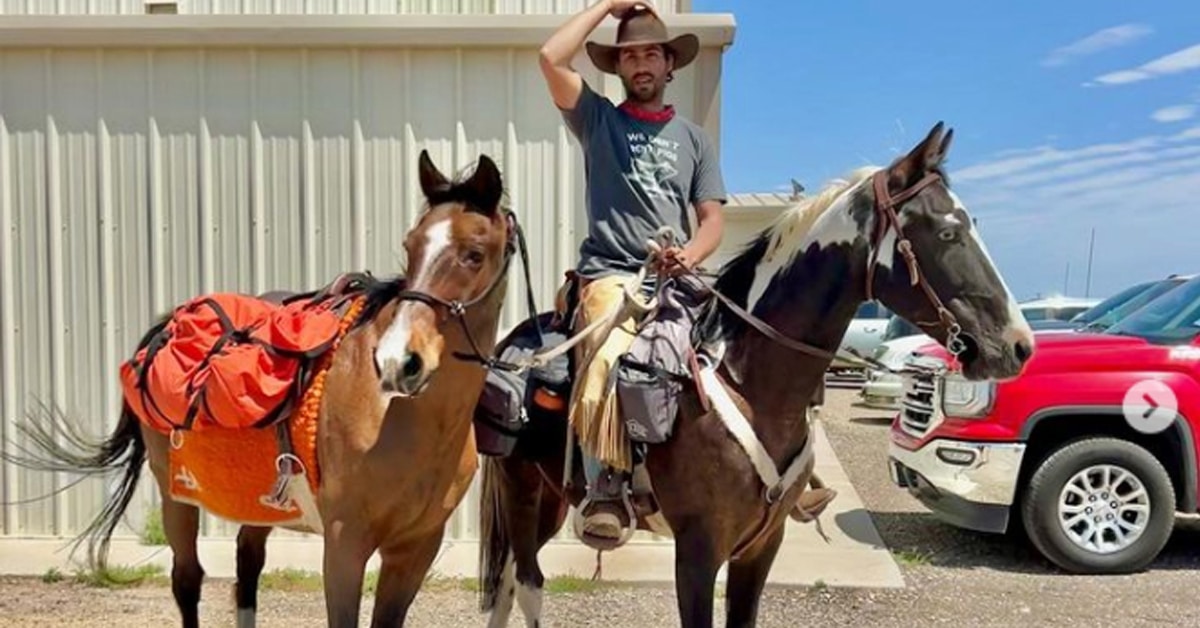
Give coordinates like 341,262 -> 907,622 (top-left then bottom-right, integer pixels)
0,14 -> 736,49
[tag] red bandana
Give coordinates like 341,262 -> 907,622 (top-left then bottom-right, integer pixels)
619,101 -> 676,123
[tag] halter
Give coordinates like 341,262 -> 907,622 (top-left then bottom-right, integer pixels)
866,169 -> 966,357
389,210 -> 536,369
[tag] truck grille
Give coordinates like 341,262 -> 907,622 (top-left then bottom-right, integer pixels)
899,363 -> 943,438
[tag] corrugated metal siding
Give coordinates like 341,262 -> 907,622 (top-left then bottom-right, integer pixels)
0,42 -> 724,540
0,0 -> 687,14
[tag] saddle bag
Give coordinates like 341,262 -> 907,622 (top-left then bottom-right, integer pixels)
473,312 -> 573,457
616,274 -> 711,444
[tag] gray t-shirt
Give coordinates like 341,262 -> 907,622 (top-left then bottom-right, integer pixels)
561,80 -> 727,279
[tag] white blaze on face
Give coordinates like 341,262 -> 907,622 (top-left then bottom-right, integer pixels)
374,219 -> 452,375
948,190 -> 1034,348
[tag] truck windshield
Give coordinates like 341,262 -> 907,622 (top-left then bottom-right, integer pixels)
1075,278 -> 1185,331
1106,277 -> 1200,344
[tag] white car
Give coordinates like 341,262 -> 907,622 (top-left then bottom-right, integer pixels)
829,300 -> 892,378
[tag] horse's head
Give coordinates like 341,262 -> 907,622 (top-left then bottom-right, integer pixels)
868,122 -> 1033,380
374,150 -> 510,396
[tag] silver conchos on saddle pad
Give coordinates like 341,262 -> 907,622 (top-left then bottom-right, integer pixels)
615,273 -> 711,444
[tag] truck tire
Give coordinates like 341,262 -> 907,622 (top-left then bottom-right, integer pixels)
1020,437 -> 1175,574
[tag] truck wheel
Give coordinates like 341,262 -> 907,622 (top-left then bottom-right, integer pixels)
1021,437 -> 1175,574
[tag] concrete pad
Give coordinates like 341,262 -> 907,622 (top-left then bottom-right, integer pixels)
0,422 -> 903,589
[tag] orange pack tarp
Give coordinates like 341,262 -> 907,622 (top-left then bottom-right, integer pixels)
120,292 -> 345,434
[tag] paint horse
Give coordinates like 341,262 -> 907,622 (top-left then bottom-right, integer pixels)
7,151 -> 516,627
478,123 -> 1036,627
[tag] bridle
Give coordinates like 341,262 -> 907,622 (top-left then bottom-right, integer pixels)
679,167 -> 967,367
388,209 -> 535,368
865,169 -> 966,357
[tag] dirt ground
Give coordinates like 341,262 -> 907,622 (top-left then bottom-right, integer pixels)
3,386 -> 1199,627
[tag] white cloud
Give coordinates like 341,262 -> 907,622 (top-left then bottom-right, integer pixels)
951,130 -> 1200,298
1042,24 -> 1154,67
1151,104 -> 1198,123
1090,42 -> 1200,86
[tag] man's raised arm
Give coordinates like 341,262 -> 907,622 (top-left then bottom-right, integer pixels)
539,0 -> 646,110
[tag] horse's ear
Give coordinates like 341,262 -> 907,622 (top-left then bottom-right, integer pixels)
418,149 -> 451,201
465,153 -> 504,214
888,121 -> 948,189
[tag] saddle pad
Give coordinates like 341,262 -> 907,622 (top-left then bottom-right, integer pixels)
120,292 -> 344,434
167,405 -> 322,531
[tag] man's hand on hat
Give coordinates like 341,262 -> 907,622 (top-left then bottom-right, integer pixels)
607,0 -> 653,19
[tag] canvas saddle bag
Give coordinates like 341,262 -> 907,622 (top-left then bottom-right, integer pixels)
615,273 -> 712,444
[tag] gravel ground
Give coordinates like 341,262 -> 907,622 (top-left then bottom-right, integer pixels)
3,385 -> 1199,627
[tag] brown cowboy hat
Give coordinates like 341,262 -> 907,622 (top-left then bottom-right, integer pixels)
585,4 -> 700,75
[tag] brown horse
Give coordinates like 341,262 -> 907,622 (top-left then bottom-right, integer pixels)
477,123 -> 1036,627
6,150 -> 516,627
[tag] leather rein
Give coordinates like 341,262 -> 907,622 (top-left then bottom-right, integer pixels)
690,169 -> 965,364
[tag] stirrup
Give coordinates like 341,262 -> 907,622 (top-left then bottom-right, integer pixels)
572,493 -> 637,551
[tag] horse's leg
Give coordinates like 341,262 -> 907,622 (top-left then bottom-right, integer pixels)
234,525 -> 272,628
486,554 -> 518,628
144,430 -> 205,628
723,524 -> 786,628
674,522 -> 722,628
512,467 -> 570,628
322,520 -> 375,628
370,531 -> 444,628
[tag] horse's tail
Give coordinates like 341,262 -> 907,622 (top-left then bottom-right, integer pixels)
477,455 -> 511,613
1,319 -> 165,573
2,401 -> 147,572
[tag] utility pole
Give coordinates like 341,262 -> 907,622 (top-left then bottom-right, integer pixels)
1084,227 -> 1095,298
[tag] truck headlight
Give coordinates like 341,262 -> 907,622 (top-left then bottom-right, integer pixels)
941,375 -> 995,417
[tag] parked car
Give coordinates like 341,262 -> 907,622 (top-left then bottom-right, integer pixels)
861,298 -> 1103,410
887,274 -> 1200,574
1018,295 -> 1101,323
829,300 -> 892,379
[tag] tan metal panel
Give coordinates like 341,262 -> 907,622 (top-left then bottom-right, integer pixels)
1,0 -> 684,14
0,37 -> 728,540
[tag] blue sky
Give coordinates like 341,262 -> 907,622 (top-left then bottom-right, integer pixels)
691,1 -> 1200,301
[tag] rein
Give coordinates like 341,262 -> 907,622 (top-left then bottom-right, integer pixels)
682,169 -> 963,371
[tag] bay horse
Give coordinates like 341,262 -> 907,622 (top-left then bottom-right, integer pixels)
6,150 -> 516,627
477,123 -> 1036,627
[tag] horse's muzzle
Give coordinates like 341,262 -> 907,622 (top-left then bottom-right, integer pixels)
378,352 -> 432,397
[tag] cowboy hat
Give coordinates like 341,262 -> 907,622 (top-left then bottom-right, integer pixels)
585,4 -> 700,75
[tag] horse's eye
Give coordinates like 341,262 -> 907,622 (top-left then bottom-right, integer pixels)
462,249 -> 485,266
938,229 -> 958,243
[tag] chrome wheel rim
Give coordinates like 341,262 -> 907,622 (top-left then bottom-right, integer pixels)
1057,464 -> 1150,554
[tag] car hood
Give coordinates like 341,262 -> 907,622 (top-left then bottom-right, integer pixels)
913,332 -> 1200,377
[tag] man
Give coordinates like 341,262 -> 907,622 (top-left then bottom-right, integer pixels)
538,0 -> 727,550
540,1 -> 836,551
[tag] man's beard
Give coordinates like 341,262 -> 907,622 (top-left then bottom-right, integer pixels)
622,73 -> 664,103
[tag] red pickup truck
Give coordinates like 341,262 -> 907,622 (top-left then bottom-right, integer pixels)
888,275 -> 1200,574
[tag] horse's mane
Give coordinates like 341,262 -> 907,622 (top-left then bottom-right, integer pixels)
707,166 -> 880,336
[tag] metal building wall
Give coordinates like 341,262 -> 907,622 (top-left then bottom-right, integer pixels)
0,0 -> 689,15
0,18 -> 733,540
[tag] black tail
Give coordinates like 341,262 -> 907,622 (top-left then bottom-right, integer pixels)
0,316 -> 167,572
478,456 -> 511,612
2,401 -> 147,572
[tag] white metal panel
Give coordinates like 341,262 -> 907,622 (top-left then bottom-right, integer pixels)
0,38 -> 727,541
0,0 -> 686,14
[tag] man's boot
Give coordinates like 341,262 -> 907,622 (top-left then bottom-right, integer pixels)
578,466 -> 633,551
